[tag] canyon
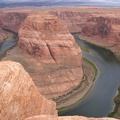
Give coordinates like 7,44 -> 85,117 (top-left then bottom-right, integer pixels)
0,61 -> 118,120
0,61 -> 57,120
0,6 -> 120,120
0,6 -> 120,55
1,11 -> 83,99
50,7 -> 120,55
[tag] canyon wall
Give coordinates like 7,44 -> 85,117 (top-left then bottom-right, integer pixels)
3,12 -> 83,99
50,7 -> 120,54
0,61 -> 118,120
50,11 -> 89,33
0,11 -> 29,32
18,13 -> 83,98
0,61 -> 57,120
80,15 -> 120,54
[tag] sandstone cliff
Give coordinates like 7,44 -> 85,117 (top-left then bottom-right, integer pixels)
3,13 -> 83,99
50,7 -> 120,54
0,11 -> 29,32
0,61 -> 57,120
80,15 -> 120,54
0,61 -> 117,120
50,11 -> 88,33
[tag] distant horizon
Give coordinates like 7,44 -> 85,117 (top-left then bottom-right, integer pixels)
0,0 -> 120,7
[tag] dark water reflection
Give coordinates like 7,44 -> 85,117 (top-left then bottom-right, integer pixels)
59,34 -> 120,117
0,37 -> 17,59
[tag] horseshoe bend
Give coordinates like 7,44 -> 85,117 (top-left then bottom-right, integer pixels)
0,5 -> 120,120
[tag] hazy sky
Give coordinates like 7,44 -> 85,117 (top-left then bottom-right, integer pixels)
0,0 -> 120,6
0,0 -> 119,3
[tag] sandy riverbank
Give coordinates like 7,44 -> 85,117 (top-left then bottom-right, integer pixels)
54,58 -> 98,112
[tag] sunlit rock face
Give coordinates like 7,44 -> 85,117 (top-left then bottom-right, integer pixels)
0,61 -> 57,120
17,13 -> 83,99
51,9 -> 120,54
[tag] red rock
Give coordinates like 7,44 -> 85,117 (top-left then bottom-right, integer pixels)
0,11 -> 29,32
3,12 -> 83,99
50,7 -> 120,54
0,61 -> 57,120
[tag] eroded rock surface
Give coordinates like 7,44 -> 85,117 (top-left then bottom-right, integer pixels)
0,61 -> 57,120
80,15 -> 120,54
0,11 -> 29,32
50,7 -> 120,54
3,13 -> 83,99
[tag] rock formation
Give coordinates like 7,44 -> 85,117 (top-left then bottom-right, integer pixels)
18,13 -> 82,65
0,11 -> 29,32
3,12 -> 83,99
82,17 -> 112,37
0,61 -> 57,120
0,61 -> 117,120
50,7 -> 120,54
80,15 -> 120,54
50,11 -> 89,33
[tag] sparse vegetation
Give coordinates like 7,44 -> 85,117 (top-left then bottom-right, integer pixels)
108,86 -> 120,118
83,57 -> 98,81
56,57 -> 98,112
78,44 -> 89,53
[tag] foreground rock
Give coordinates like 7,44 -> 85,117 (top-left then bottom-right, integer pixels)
0,61 -> 57,120
0,61 -> 117,120
25,115 -> 118,120
3,13 -> 83,99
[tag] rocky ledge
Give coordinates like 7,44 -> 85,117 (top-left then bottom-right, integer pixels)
0,61 -> 57,120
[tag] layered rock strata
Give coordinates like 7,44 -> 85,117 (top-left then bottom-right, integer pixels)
0,61 -> 57,120
50,8 -> 120,54
0,11 -> 29,32
50,11 -> 89,33
3,13 -> 83,99
0,61 -> 118,120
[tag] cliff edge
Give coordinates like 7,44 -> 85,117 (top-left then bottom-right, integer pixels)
0,61 -> 57,120
0,61 -> 118,120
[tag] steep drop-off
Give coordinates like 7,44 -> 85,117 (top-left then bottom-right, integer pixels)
80,15 -> 120,54
3,13 -> 83,99
0,61 -> 118,120
50,7 -> 120,54
0,61 -> 57,120
0,11 -> 29,32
